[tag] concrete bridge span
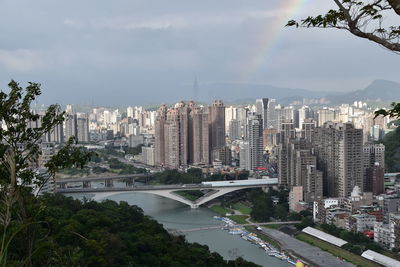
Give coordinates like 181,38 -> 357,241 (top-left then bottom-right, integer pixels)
59,178 -> 278,208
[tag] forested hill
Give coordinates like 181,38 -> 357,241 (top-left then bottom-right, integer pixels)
383,125 -> 400,172
8,194 -> 259,267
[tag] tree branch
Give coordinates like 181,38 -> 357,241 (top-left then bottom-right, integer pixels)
387,0 -> 400,15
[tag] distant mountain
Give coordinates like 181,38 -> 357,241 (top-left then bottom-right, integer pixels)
197,82 -> 326,103
327,79 -> 400,104
196,79 -> 400,105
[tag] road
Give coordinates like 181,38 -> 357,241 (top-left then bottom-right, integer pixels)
175,221 -> 301,233
259,227 -> 355,267
57,181 -> 276,193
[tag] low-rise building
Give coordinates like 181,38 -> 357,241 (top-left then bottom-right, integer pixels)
346,214 -> 376,232
141,146 -> 155,166
374,213 -> 400,250
374,222 -> 392,249
289,186 -> 304,212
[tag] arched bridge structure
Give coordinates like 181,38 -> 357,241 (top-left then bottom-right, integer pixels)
55,173 -> 151,189
57,178 -> 278,208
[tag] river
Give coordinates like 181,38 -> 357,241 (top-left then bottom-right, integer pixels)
70,191 -> 290,267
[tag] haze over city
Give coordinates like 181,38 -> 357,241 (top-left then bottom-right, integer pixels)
0,0 -> 399,106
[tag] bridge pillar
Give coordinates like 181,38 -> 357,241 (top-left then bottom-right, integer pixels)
83,181 -> 91,188
125,178 -> 134,187
105,179 -> 114,188
190,203 -> 199,209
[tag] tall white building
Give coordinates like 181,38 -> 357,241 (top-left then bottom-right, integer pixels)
267,99 -> 278,129
248,114 -> 263,170
255,98 -> 269,129
298,106 -> 311,130
127,106 -> 134,118
225,106 -> 237,137
239,141 -> 251,170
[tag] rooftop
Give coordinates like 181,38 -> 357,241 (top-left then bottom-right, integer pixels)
361,250 -> 400,267
302,227 -> 348,247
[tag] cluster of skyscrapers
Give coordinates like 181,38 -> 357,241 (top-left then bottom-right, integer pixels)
154,100 -> 226,169
152,97 -> 392,203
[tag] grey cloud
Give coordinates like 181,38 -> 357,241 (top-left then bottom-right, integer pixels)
0,0 -> 398,106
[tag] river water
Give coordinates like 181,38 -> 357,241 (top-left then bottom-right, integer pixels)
71,191 -> 290,267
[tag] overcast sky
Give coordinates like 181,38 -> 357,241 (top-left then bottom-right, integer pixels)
0,0 -> 398,106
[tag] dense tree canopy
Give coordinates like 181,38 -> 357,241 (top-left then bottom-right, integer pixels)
7,194 -> 259,267
383,125 -> 400,171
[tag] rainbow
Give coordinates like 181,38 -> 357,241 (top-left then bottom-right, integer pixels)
240,0 -> 308,81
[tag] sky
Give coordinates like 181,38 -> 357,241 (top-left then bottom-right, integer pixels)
0,0 -> 398,106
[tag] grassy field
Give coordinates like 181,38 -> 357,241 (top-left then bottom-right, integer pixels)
231,202 -> 252,215
229,215 -> 249,224
296,233 -> 379,267
382,250 -> 400,261
210,205 -> 231,216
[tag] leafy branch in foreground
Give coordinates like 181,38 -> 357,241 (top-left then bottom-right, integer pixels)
0,80 -> 91,266
287,0 -> 400,53
374,102 -> 400,118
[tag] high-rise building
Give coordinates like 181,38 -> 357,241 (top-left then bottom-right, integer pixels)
142,146 -> 155,166
155,101 -> 224,169
239,140 -> 251,170
228,119 -> 241,141
278,121 -> 296,185
313,122 -> 363,197
236,107 -> 248,139
46,122 -> 64,143
255,98 -> 269,129
127,106 -> 134,118
225,106 -> 236,136
301,119 -> 316,143
298,106 -> 311,129
305,164 -> 323,202
64,114 -> 77,141
263,128 -> 279,148
248,114 -> 263,170
363,143 -> 385,170
76,115 -> 90,143
164,108 -> 180,169
267,99 -> 278,129
317,108 -> 336,126
176,101 -> 191,166
363,143 -> 385,191
365,162 -> 385,195
155,105 -> 167,166
208,100 -> 225,160
65,104 -> 74,114
191,107 -> 209,165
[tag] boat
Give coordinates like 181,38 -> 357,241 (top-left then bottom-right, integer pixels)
228,228 -> 243,235
287,258 -> 297,265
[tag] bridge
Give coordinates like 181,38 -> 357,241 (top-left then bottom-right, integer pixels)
167,221 -> 301,234
56,173 -> 151,188
57,178 -> 278,208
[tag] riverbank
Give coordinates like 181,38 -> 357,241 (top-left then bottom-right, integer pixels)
213,216 -> 299,265
93,192 -> 290,267
296,232 -> 379,267
208,203 -> 356,266
260,227 -> 356,267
